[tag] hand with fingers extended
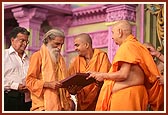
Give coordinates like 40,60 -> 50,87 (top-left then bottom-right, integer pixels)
146,45 -> 158,56
86,71 -> 105,82
44,81 -> 62,90
67,85 -> 83,95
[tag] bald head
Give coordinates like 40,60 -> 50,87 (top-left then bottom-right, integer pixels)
113,20 -> 132,35
75,33 -> 92,46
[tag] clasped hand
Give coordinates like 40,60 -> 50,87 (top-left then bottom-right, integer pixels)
18,84 -> 28,92
45,81 -> 62,90
50,81 -> 62,89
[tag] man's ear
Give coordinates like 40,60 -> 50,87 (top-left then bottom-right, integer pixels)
11,37 -> 15,43
85,43 -> 89,49
118,29 -> 122,38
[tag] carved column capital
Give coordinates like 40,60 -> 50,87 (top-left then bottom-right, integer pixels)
105,4 -> 137,22
12,7 -> 48,28
47,15 -> 72,35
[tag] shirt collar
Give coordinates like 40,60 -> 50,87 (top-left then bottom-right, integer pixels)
8,46 -> 28,59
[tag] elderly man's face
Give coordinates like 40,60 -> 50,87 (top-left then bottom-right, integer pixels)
11,33 -> 29,54
111,27 -> 122,46
48,37 -> 64,51
47,37 -> 64,63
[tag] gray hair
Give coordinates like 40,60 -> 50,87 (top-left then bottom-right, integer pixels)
43,28 -> 65,45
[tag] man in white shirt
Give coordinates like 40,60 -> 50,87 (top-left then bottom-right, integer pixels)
4,27 -> 32,111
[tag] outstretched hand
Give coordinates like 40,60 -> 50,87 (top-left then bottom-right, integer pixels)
146,45 -> 158,57
86,71 -> 105,82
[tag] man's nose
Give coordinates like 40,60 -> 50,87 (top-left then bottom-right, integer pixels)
55,48 -> 60,52
74,46 -> 78,51
57,45 -> 62,51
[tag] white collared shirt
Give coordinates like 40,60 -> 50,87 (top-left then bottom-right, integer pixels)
4,46 -> 29,91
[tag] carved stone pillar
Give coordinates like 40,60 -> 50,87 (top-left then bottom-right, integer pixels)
105,4 -> 137,62
12,7 -> 48,54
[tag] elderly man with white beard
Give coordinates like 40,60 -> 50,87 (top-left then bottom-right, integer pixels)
26,28 -> 74,111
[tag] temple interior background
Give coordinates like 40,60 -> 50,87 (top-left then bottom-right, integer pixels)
3,3 -> 165,66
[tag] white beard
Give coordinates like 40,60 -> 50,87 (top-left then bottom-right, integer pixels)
47,45 -> 60,63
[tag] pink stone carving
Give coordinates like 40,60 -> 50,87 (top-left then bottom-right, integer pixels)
106,4 -> 137,22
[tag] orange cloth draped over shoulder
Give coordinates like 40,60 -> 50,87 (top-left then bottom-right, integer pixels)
26,44 -> 71,111
96,35 -> 164,111
68,49 -> 111,110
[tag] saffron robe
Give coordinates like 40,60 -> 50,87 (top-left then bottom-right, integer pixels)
26,44 -> 71,111
96,35 -> 164,111
68,49 -> 111,110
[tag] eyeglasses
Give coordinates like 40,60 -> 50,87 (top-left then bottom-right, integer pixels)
17,39 -> 30,44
